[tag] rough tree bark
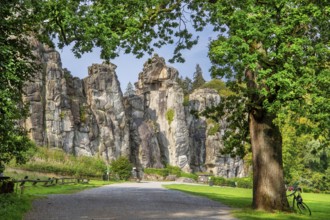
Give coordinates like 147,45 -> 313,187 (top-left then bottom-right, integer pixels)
249,110 -> 290,211
245,67 -> 289,211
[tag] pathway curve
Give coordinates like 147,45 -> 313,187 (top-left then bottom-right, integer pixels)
24,181 -> 237,220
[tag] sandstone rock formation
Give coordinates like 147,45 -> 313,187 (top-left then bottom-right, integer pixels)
23,43 -> 245,178
126,55 -> 245,177
23,40 -> 129,160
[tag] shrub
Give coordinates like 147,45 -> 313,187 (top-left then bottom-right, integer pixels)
210,176 -> 252,188
110,156 -> 132,180
166,164 -> 181,176
180,172 -> 198,181
144,168 -> 168,177
234,177 -> 253,188
208,123 -> 220,136
165,109 -> 175,125
183,95 -> 190,106
201,79 -> 234,97
144,165 -> 198,180
79,106 -> 87,123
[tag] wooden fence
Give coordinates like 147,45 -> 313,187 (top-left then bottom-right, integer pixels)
8,176 -> 90,194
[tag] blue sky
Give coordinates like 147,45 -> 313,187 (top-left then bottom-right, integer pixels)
57,25 -> 216,91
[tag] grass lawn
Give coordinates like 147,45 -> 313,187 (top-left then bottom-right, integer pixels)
164,184 -> 330,220
0,179 -> 113,220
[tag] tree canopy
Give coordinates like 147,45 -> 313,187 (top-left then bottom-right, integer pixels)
0,0 -> 36,172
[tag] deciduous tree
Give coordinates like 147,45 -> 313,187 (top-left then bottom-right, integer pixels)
206,0 -> 329,211
0,0 -> 36,171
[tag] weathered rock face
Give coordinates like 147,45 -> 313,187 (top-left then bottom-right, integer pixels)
126,55 -> 246,177
24,43 -> 245,178
128,55 -> 190,171
23,41 -> 129,160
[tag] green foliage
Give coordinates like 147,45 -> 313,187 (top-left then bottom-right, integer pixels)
0,0 -> 38,171
165,109 -> 175,125
165,164 -> 181,176
110,156 -> 132,180
144,168 -> 169,177
182,95 -> 190,106
282,119 -> 329,192
180,172 -> 198,181
59,112 -> 66,119
192,64 -> 206,90
37,0 -> 204,62
208,123 -> 220,136
209,176 -> 253,189
10,147 -> 107,178
207,0 -> 330,148
201,79 -> 234,97
0,193 -> 31,220
144,165 -> 198,180
79,106 -> 87,123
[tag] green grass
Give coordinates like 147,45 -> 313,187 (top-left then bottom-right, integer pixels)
0,179 -> 113,220
164,184 -> 330,220
9,146 -> 107,178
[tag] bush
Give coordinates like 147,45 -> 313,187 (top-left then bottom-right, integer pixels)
233,177 -> 253,188
166,164 -> 181,176
208,123 -> 220,136
110,156 -> 132,180
210,176 -> 253,188
180,172 -> 198,181
183,95 -> 190,106
144,165 -> 198,180
201,79 -> 234,97
144,168 -> 168,177
165,109 -> 175,125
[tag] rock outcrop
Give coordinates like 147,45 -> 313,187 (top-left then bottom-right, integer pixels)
24,43 -> 245,178
126,55 -> 245,177
23,40 -> 129,160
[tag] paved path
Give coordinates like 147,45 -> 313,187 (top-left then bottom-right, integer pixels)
24,181 -> 237,220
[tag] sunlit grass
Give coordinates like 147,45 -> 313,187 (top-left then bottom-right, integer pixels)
9,146 -> 107,178
164,184 -> 330,220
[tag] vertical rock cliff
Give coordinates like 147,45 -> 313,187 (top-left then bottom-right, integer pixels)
23,40 -> 129,160
126,55 -> 245,177
127,55 -> 190,171
23,42 -> 245,177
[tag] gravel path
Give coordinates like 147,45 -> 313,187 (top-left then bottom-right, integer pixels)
24,181 -> 237,220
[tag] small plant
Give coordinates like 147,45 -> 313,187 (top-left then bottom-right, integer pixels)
208,123 -> 220,136
59,112 -> 65,119
165,108 -> 175,125
79,106 -> 87,123
166,164 -> 181,176
183,95 -> 190,106
110,156 -> 132,180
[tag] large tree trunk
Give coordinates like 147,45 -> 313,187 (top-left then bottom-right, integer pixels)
249,110 -> 289,211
